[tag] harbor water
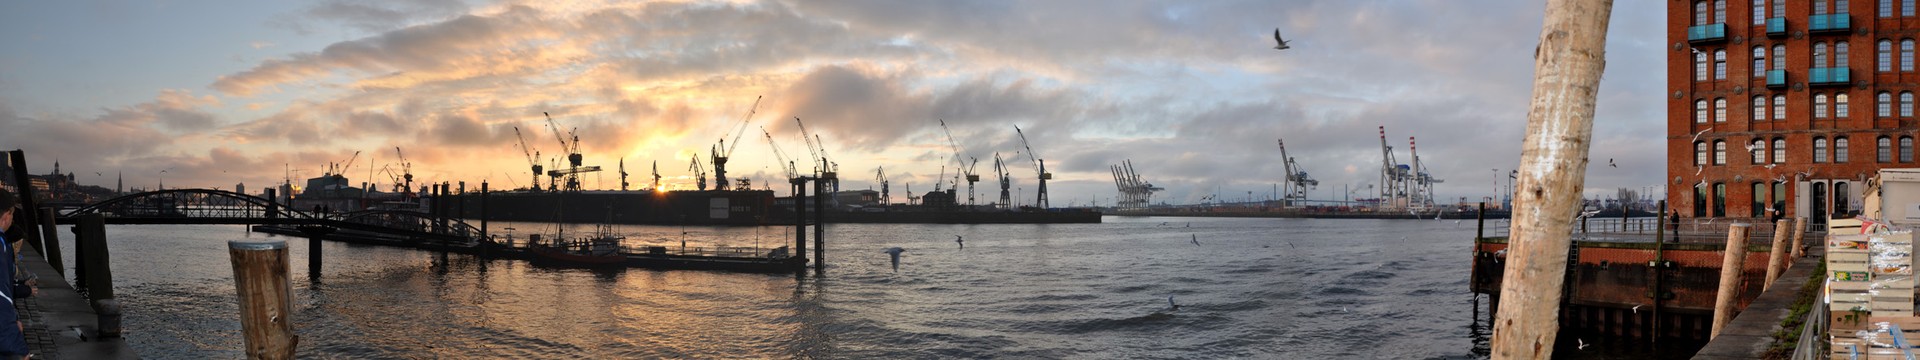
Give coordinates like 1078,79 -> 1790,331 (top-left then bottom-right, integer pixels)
54,216 -> 1699,358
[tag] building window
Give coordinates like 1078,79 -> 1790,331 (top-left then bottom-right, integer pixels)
1775,95 -> 1787,119
1905,39 -> 1916,71
1754,46 -> 1767,78
1904,91 -> 1915,116
1753,96 -> 1767,121
1838,137 -> 1852,162
1837,181 -> 1852,216
1716,98 -> 1728,122
1718,0 -> 1729,19
1699,1 -> 1712,23
1715,140 -> 1728,165
1774,45 -> 1786,70
1819,0 -> 1831,14
1839,41 -> 1851,66
1813,183 -> 1828,221
1695,184 -> 1709,217
1713,183 -> 1727,217
1697,51 -> 1709,81
1697,99 -> 1710,123
1883,92 -> 1895,117
1752,139 -> 1767,164
1752,182 -> 1767,217
1697,141 -> 1710,166
1909,0 -> 1917,16
1904,136 -> 1914,162
1715,49 -> 1727,79
1843,0 -> 1853,14
1773,181 -> 1786,216
1882,136 -> 1895,162
1838,93 -> 1851,118
1883,40 -> 1896,72
1816,43 -> 1830,67
1756,0 -> 1768,22
1774,138 -> 1787,163
1816,137 -> 1830,163
1888,0 -> 1898,16
1816,94 -> 1830,118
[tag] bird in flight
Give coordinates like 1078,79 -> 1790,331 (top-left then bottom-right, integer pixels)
1690,127 -> 1713,142
1272,28 -> 1291,50
1608,159 -> 1616,168
883,247 -> 905,272
1191,234 -> 1201,246
1167,296 -> 1182,311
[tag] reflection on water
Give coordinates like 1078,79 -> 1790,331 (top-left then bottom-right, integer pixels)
57,217 -> 1682,358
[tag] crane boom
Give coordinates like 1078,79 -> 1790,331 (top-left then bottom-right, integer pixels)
724,96 -> 761,157
512,126 -> 543,191
762,127 -> 798,180
937,119 -> 980,205
794,117 -> 823,173
1014,125 -> 1050,208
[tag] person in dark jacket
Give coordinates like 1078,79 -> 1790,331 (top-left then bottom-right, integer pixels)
0,189 -> 32,358
1667,210 -> 1681,243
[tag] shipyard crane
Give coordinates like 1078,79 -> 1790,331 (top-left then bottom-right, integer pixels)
512,127 -> 543,191
906,183 -> 918,205
994,152 -> 1011,209
395,147 -> 414,197
1277,139 -> 1318,205
651,160 -> 661,191
620,158 -> 629,191
938,119 -> 980,206
712,96 -> 761,191
761,127 -> 799,180
793,117 -> 829,175
330,150 -> 361,177
875,166 -> 890,206
543,112 -> 602,191
1014,125 -> 1051,208
689,155 -> 707,191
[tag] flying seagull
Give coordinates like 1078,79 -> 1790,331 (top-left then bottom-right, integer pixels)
1608,158 -> 1616,168
883,247 -> 905,272
1577,338 -> 1590,350
1690,127 -> 1713,142
1272,28 -> 1291,50
1191,234 -> 1201,246
1167,296 -> 1182,311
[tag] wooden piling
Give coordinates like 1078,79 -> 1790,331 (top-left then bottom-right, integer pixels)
1650,200 -> 1666,344
38,207 -> 62,276
1711,223 -> 1751,339
1488,0 -> 1613,358
813,173 -> 825,272
1764,218 -> 1791,290
793,179 -> 807,262
75,213 -> 120,337
228,240 -> 297,359
7,150 -> 46,255
1790,216 -> 1807,258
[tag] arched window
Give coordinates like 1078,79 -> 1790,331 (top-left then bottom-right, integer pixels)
1697,99 -> 1710,123
1775,95 -> 1787,119
1697,141 -> 1710,166
1715,49 -> 1728,79
1839,41 -> 1852,66
1904,136 -> 1914,162
1881,136 -> 1895,162
1753,96 -> 1767,121
1817,137 -> 1830,163
1697,51 -> 1710,81
1816,94 -> 1830,118
1883,39 -> 1896,72
1904,91 -> 1915,116
1882,92 -> 1895,116
1905,39 -> 1916,71
1837,181 -> 1852,216
1838,137 -> 1852,162
1774,138 -> 1787,163
1753,139 -> 1767,163
1774,45 -> 1787,70
1773,181 -> 1786,217
1752,182 -> 1768,217
1713,182 -> 1727,217
1716,98 -> 1728,122
1754,46 -> 1767,78
1715,140 -> 1728,165
1695,184 -> 1709,217
1816,43 -> 1830,67
1813,183 -> 1828,221
1839,93 -> 1851,118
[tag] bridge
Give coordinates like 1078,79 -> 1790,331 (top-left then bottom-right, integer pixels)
53,189 -> 484,243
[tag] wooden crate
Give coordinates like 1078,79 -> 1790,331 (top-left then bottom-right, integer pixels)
1831,316 -> 1920,359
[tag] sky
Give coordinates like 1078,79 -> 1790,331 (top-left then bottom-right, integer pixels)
0,0 -> 1666,207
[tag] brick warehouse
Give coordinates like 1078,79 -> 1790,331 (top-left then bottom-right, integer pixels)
1670,0 -> 1920,227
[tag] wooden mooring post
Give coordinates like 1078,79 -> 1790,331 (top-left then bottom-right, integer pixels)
1649,200 -> 1667,343
229,240 -> 297,359
1790,216 -> 1807,258
1711,223 -> 1751,339
8,150 -> 46,254
1488,0 -> 1613,358
75,213 -> 121,337
39,207 -> 63,276
1764,219 -> 1791,290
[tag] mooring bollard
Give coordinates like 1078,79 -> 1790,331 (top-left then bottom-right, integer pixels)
229,240 -> 297,359
1790,216 -> 1807,258
75,214 -> 120,337
1711,223 -> 1751,339
1764,219 -> 1791,291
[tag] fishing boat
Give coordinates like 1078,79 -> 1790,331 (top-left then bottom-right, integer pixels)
528,223 -> 626,266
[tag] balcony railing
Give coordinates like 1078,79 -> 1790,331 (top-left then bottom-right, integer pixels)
1809,67 -> 1850,85
1766,17 -> 1787,37
1809,14 -> 1851,33
1766,69 -> 1788,88
1688,23 -> 1728,43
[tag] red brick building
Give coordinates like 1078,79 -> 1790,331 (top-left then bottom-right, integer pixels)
1670,0 -> 1920,226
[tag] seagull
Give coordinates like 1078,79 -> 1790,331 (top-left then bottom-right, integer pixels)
1577,338 -> 1590,350
1694,167 -> 1703,176
1744,143 -> 1761,152
1287,241 -> 1296,249
1168,296 -> 1182,311
1272,28 -> 1291,50
1185,222 -> 1190,228
1631,304 -> 1642,314
93,172 -> 102,177
883,247 -> 905,272
956,235 -> 964,250
1764,163 -> 1777,170
1191,234 -> 1201,246
1690,127 -> 1714,142
1690,47 -> 1703,56
1608,158 -> 1617,168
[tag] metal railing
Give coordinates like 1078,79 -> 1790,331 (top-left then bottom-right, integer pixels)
1790,300 -> 1829,360
1479,216 -> 1791,244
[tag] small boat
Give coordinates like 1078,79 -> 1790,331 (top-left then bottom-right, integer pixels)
529,223 -> 626,266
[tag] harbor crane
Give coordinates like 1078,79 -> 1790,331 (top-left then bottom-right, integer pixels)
875,166 -> 890,206
1014,125 -> 1050,209
543,112 -> 602,191
513,126 -> 543,191
762,127 -> 799,181
1408,137 -> 1443,209
713,96 -> 760,191
1277,139 -> 1318,205
651,160 -> 661,191
1377,126 -> 1408,207
329,150 -> 361,177
994,152 -> 1011,209
939,119 -> 980,206
689,155 -> 707,191
620,158 -> 629,191
395,147 -> 414,197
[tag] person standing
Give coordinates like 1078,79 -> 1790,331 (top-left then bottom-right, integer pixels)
1667,210 -> 1681,243
0,190 -> 33,359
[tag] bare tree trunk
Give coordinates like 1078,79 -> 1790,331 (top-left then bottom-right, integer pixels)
1490,0 -> 1614,358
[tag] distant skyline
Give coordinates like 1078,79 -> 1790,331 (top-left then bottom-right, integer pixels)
0,0 -> 1665,206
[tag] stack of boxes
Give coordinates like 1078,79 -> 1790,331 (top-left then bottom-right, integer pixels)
1828,217 -> 1920,358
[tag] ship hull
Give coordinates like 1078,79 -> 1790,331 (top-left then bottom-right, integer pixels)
450,190 -> 775,225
